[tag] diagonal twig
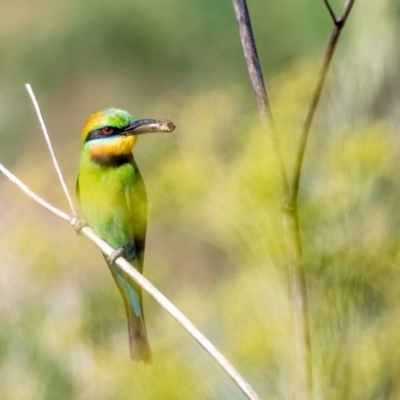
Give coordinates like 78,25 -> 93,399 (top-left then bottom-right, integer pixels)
0,161 -> 261,400
1,82 -> 263,399
25,83 -> 78,218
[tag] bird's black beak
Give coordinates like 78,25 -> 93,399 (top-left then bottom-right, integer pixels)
122,119 -> 175,136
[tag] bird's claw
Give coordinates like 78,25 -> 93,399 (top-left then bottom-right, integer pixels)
107,247 -> 126,265
71,217 -> 87,236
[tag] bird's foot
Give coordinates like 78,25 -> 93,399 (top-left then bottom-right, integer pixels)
70,217 -> 87,236
107,247 -> 126,265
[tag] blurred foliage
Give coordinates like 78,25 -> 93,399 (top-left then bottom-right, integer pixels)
1,0 -> 400,399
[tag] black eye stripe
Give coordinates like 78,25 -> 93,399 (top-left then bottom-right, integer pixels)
85,126 -> 126,143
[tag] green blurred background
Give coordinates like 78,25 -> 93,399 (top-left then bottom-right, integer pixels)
1,0 -> 400,399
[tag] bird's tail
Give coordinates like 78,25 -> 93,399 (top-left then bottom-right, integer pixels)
121,278 -> 152,364
105,258 -> 152,364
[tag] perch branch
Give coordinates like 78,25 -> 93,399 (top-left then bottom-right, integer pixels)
0,162 -> 261,400
0,83 -> 262,400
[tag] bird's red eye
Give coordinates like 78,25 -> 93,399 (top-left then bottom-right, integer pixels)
102,126 -> 114,135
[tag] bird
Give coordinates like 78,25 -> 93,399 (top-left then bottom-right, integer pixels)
76,108 -> 175,363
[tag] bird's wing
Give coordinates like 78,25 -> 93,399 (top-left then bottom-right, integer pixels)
126,158 -> 148,274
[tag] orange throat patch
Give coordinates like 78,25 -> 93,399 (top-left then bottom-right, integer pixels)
88,135 -> 137,157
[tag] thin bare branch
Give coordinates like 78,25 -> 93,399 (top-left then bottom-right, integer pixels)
0,162 -> 261,400
84,228 -> 262,400
231,0 -> 289,196
278,3 -> 357,399
231,0 -> 271,126
289,0 -> 356,208
231,1 -> 314,399
25,84 -> 78,217
342,0 -> 356,21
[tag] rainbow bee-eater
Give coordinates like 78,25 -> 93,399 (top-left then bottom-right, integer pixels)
76,108 -> 174,363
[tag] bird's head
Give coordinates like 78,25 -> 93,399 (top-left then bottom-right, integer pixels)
81,108 -> 175,156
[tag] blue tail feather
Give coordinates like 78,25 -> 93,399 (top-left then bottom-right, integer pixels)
117,272 -> 141,317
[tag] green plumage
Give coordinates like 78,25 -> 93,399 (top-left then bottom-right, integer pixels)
77,108 -> 152,363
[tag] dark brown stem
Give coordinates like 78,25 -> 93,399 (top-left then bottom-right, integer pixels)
288,0 -> 356,209
231,0 -> 272,126
231,0 -> 289,196
232,1 -> 357,400
283,2 -> 356,399
231,1 -> 311,399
